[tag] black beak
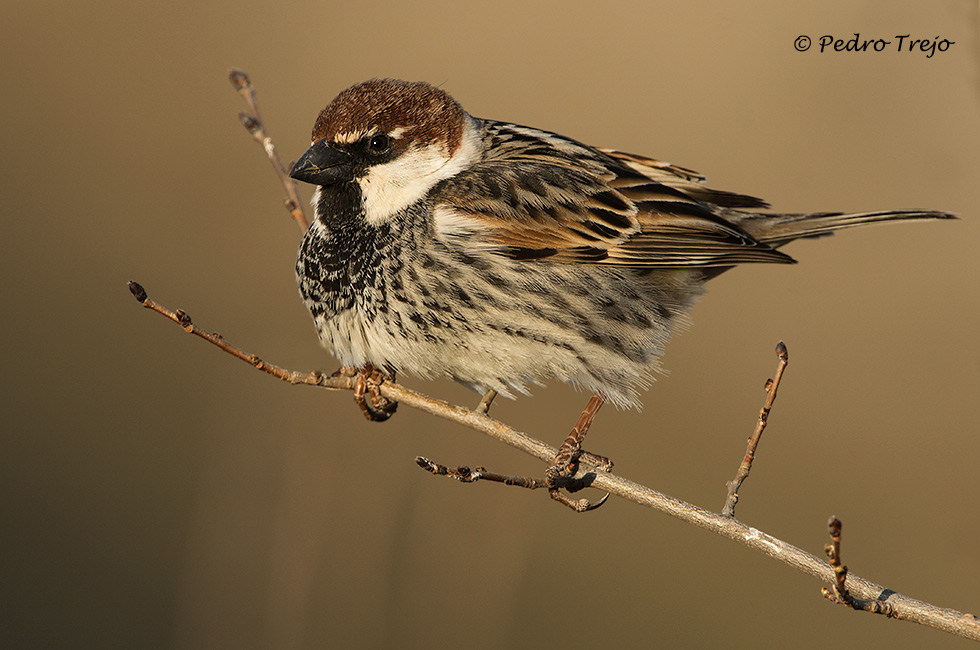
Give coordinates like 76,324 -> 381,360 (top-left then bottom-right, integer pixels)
289,139 -> 353,185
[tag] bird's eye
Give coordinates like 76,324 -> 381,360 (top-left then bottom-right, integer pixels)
367,134 -> 392,153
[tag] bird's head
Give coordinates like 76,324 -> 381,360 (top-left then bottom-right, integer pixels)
290,79 -> 479,225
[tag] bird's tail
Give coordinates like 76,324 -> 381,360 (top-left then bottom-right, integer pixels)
732,209 -> 956,248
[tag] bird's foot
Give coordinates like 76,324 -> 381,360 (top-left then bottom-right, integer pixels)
339,365 -> 398,422
415,393 -> 611,512
544,393 -> 611,511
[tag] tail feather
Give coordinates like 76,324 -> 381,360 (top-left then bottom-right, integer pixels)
732,210 -> 957,248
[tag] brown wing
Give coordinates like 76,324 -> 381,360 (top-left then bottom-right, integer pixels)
431,123 -> 793,267
602,148 -> 771,209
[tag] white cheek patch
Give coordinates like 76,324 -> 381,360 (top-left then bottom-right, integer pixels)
359,118 -> 482,226
358,150 -> 447,225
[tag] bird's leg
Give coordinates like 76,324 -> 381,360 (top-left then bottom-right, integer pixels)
548,393 -> 607,477
545,393 -> 611,511
348,364 -> 398,422
475,389 -> 498,414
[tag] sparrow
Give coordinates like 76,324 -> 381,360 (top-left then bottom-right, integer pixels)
289,78 -> 953,420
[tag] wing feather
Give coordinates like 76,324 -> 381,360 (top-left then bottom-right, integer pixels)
432,121 -> 792,268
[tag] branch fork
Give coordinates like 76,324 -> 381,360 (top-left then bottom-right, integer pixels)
821,516 -> 897,617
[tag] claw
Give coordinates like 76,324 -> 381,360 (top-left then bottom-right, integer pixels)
549,489 -> 610,512
350,365 -> 398,421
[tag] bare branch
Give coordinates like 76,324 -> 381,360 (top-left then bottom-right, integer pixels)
416,457 -> 546,489
127,280 -> 340,389
229,68 -> 308,233
127,281 -> 980,641
722,341 -> 789,517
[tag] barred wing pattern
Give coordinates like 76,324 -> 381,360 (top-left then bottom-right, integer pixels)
432,120 -> 794,268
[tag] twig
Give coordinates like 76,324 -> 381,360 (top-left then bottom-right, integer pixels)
721,341 -> 789,517
228,68 -> 309,233
127,281 -> 980,641
415,457 -> 546,489
414,457 -> 609,510
821,516 -> 897,616
126,280 -> 340,389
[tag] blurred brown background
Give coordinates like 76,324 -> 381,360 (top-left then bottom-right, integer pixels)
3,1 -> 978,648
